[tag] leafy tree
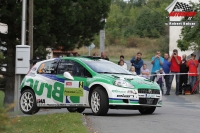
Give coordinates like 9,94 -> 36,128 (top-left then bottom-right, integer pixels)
0,0 -> 111,105
177,0 -> 200,51
135,8 -> 165,38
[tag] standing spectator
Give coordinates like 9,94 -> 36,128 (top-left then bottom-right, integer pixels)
179,54 -> 189,94
118,55 -> 127,66
93,52 -> 98,56
141,64 -> 150,79
130,52 -> 144,75
130,66 -> 137,75
101,52 -> 109,60
74,52 -> 79,57
187,53 -> 198,91
156,68 -> 165,95
168,49 -> 181,95
150,51 -> 164,81
119,60 -> 128,69
162,53 -> 171,95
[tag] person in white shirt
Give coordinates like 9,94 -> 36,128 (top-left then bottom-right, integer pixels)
119,60 -> 128,69
156,68 -> 165,95
130,66 -> 137,75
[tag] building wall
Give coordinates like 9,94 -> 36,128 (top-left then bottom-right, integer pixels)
166,0 -> 199,90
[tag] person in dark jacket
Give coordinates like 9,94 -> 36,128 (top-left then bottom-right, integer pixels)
101,52 -> 109,60
130,52 -> 144,75
179,54 -> 189,94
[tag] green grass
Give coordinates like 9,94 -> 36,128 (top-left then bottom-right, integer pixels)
6,113 -> 88,133
0,91 -> 88,133
0,90 -> 4,109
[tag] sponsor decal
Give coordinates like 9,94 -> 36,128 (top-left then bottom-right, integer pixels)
66,82 -> 72,86
127,90 -> 137,94
117,94 -> 134,98
64,88 -> 83,96
112,90 -> 126,93
22,78 -> 64,103
64,81 -> 84,96
37,99 -> 45,103
168,2 -> 198,26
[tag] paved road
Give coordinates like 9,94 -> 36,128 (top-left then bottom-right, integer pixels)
84,91 -> 200,133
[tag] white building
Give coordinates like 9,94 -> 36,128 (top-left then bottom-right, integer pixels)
166,0 -> 200,93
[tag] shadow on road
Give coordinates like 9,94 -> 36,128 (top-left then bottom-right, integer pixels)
83,112 -> 161,117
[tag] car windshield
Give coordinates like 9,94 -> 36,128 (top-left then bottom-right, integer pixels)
82,59 -> 133,75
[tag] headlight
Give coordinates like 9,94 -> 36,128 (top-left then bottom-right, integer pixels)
114,79 -> 134,88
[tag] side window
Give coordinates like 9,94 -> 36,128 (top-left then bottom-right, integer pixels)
57,60 -> 92,77
37,60 -> 57,74
57,60 -> 73,75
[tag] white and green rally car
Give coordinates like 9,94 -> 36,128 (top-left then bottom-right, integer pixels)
19,56 -> 162,116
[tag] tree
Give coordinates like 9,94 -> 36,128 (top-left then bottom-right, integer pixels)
177,1 -> 200,51
135,8 -> 165,38
0,0 -> 111,105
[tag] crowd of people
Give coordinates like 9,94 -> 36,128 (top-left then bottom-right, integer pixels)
65,50 -> 199,96
114,49 -> 199,96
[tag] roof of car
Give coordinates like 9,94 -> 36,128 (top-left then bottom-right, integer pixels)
61,56 -> 102,61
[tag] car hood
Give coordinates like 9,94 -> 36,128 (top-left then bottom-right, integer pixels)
102,74 -> 160,89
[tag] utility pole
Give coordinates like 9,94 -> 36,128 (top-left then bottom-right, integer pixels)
100,19 -> 106,55
29,0 -> 33,67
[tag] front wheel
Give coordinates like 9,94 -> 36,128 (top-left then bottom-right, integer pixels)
67,108 -> 85,113
90,86 -> 109,116
19,89 -> 40,114
138,107 -> 156,114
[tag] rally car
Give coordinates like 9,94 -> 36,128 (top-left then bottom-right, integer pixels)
19,56 -> 162,116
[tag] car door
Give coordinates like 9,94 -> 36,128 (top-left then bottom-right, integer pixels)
57,59 -> 92,106
36,59 -> 59,105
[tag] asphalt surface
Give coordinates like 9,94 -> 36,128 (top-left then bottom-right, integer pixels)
84,91 -> 200,133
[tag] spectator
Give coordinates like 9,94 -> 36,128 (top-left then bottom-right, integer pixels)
118,55 -> 127,66
93,52 -> 98,56
74,52 -> 79,56
168,49 -> 181,95
70,53 -> 73,56
187,53 -> 198,92
130,52 -> 144,75
129,66 -> 137,75
150,51 -> 164,81
101,52 -> 109,60
156,68 -> 165,95
141,64 -> 150,79
179,54 -> 189,94
119,60 -> 128,69
162,53 -> 171,95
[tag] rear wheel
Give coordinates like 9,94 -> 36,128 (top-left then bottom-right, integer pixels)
139,107 -> 156,114
67,108 -> 85,113
19,89 -> 40,114
90,86 -> 109,116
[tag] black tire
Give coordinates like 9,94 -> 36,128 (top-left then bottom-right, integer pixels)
67,108 -> 85,113
19,89 -> 40,114
139,107 -> 156,114
90,86 -> 109,116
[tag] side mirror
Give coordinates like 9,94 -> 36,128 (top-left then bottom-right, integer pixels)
63,72 -> 74,80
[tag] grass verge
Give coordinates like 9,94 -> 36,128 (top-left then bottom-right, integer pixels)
0,91 -> 88,133
6,113 -> 88,133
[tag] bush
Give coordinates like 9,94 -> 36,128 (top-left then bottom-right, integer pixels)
0,104 -> 14,132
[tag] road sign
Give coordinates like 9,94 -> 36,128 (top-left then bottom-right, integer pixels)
86,43 -> 95,55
